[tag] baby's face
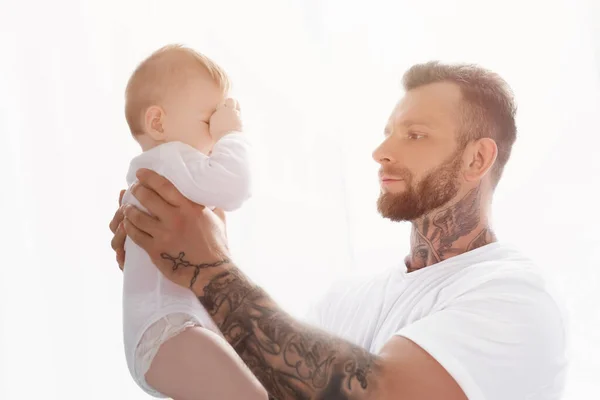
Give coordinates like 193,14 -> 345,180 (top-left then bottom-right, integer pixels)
161,72 -> 225,153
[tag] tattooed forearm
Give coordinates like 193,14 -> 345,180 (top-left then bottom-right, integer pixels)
160,251 -> 231,289
187,264 -> 380,400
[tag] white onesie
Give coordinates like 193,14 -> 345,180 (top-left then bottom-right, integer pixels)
121,133 -> 251,397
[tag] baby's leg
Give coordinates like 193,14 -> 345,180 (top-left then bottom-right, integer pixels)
146,326 -> 268,400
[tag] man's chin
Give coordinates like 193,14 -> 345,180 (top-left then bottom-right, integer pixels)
378,209 -> 423,223
377,192 -> 429,221
380,186 -> 406,195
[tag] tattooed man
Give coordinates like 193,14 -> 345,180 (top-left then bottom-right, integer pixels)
110,62 -> 568,400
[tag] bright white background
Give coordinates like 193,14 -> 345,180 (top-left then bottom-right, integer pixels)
0,0 -> 598,398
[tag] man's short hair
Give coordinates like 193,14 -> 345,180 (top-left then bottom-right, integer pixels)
403,61 -> 517,187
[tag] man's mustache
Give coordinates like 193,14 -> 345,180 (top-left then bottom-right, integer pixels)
378,168 -> 412,181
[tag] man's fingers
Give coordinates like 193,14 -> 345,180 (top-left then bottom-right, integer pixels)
211,208 -> 228,241
116,249 -> 125,271
136,169 -> 186,208
124,219 -> 153,255
213,207 -> 226,225
109,205 -> 125,234
111,222 -> 127,252
111,190 -> 127,272
130,184 -> 176,224
123,205 -> 161,238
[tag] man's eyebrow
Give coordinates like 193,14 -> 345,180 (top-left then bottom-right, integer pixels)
384,119 -> 436,135
399,119 -> 435,128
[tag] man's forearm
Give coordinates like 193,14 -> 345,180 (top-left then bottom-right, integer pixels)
164,253 -> 382,400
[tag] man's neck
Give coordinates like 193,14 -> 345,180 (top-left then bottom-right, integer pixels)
405,186 -> 496,272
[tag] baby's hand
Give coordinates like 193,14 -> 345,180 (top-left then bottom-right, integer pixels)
209,98 -> 243,141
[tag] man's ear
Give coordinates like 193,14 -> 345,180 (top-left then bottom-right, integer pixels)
144,106 -> 166,141
462,138 -> 497,182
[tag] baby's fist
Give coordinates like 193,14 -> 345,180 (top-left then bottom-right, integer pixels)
210,98 -> 242,141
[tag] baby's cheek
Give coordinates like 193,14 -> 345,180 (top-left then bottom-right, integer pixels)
195,124 -> 215,154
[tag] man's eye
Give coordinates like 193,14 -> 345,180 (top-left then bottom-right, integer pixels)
408,132 -> 424,140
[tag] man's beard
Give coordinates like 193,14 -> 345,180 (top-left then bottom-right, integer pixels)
377,149 -> 463,222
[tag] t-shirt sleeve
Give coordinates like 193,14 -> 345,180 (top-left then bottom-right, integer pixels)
395,278 -> 568,400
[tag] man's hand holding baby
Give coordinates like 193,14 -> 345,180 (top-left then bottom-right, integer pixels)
209,98 -> 242,141
112,169 -> 232,295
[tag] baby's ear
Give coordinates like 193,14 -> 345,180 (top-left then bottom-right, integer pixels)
144,106 -> 166,140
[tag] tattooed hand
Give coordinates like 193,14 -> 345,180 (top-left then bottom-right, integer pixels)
122,168 -> 232,292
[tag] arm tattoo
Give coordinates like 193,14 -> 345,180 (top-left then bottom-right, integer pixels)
160,251 -> 231,289
159,257 -> 381,400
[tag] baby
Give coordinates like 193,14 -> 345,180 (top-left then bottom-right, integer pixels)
121,44 -> 251,397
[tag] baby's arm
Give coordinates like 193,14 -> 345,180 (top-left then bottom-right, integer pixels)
182,133 -> 252,211
173,98 -> 250,211
146,326 -> 267,400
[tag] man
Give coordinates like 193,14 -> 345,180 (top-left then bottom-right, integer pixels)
109,61 -> 568,399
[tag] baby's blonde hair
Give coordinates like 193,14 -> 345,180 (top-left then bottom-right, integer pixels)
125,44 -> 231,135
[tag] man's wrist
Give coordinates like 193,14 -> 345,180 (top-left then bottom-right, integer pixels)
157,251 -> 233,297
188,260 -> 235,297
191,262 -> 262,329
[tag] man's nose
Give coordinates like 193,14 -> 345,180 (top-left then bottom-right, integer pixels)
372,140 -> 396,164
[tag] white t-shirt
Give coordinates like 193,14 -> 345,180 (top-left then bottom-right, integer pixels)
305,242 -> 568,400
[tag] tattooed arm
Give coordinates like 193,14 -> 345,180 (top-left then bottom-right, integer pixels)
152,253 -> 466,400
173,257 -> 380,399
119,169 -> 467,400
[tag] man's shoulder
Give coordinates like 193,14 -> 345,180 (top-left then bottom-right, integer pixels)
448,243 -> 568,332
445,242 -> 549,290
405,242 -> 567,327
